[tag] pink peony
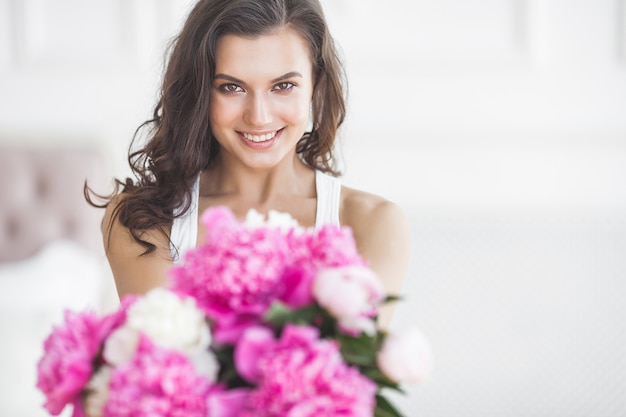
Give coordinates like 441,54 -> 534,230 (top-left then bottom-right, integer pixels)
313,266 -> 385,335
306,225 -> 365,269
277,225 -> 366,309
276,265 -> 316,309
377,327 -> 434,385
170,207 -> 291,344
235,325 -> 376,417
206,388 -> 250,417
170,207 -> 369,342
103,335 -> 212,417
36,309 -> 125,416
233,326 -> 274,383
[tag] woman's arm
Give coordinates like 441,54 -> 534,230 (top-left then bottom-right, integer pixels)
101,197 -> 174,299
342,190 -> 411,328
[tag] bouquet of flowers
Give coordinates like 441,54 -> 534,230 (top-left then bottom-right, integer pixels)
37,206 -> 433,417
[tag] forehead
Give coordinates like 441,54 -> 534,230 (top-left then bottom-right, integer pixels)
214,28 -> 313,80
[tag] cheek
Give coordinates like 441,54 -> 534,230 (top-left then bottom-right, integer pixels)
277,96 -> 310,123
209,96 -> 239,128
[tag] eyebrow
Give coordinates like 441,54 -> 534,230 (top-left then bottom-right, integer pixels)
213,71 -> 303,84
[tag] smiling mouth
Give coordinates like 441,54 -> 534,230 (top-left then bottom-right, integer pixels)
241,129 -> 282,143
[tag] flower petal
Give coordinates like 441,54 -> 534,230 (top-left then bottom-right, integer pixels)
234,326 -> 275,383
207,388 -> 250,417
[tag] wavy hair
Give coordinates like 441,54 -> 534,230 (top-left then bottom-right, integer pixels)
86,0 -> 347,254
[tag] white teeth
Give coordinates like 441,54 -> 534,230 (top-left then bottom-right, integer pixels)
242,131 -> 277,142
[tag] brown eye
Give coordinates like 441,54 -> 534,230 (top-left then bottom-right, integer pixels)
273,82 -> 295,91
220,84 -> 244,93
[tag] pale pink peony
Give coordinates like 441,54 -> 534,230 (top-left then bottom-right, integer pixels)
103,335 -> 212,417
235,325 -> 376,417
377,327 -> 434,384
36,308 -> 125,416
313,266 -> 385,335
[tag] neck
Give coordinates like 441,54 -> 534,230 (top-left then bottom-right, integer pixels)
200,154 -> 314,206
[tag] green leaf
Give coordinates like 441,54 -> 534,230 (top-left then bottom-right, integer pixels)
374,407 -> 401,417
361,368 -> 404,392
340,331 -> 378,350
338,332 -> 379,366
318,315 -> 338,338
381,294 -> 403,304
374,394 -> 406,417
263,301 -> 322,328
290,304 -> 323,324
343,352 -> 376,366
264,301 -> 295,325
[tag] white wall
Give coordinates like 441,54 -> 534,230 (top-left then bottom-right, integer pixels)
0,0 -> 197,177
1,1 -> 625,416
327,0 -> 626,213
2,0 -> 625,212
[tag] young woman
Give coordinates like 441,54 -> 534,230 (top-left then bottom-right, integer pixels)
90,0 -> 410,327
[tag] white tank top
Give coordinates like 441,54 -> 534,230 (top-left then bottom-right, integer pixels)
170,170 -> 341,261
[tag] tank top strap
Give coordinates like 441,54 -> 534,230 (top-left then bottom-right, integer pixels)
170,176 -> 199,263
172,172 -> 338,260
315,170 -> 341,228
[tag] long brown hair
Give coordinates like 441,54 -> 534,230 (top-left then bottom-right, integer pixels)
86,0 -> 347,254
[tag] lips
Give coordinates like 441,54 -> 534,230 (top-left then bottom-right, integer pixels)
238,128 -> 283,149
241,131 -> 278,142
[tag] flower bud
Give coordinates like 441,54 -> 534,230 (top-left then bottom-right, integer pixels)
313,266 -> 384,335
377,327 -> 433,384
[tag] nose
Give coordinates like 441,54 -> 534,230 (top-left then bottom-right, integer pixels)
243,93 -> 273,127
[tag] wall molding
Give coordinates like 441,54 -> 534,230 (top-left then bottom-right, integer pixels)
325,0 -> 531,75
0,0 -> 11,68
10,0 -> 137,71
341,139 -> 626,211
617,0 -> 626,63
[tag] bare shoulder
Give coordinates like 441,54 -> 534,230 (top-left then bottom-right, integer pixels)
339,185 -> 411,271
101,193 -> 125,243
102,194 -> 169,250
340,186 -> 411,326
340,186 -> 410,247
101,193 -> 173,298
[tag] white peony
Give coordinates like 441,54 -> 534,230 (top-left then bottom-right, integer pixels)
244,208 -> 266,228
103,326 -> 139,366
125,288 -> 211,352
244,208 -> 302,232
105,288 -> 219,381
84,365 -> 112,417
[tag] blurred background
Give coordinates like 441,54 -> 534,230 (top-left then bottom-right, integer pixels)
1,0 -> 625,416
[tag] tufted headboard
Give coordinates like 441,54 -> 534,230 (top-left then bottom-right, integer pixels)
0,147 -> 106,262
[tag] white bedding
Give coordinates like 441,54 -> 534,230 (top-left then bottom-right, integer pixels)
0,240 -> 108,417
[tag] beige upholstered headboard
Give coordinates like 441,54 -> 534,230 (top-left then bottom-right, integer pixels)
0,147 -> 106,262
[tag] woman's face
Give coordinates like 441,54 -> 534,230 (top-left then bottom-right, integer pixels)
209,27 -> 314,171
